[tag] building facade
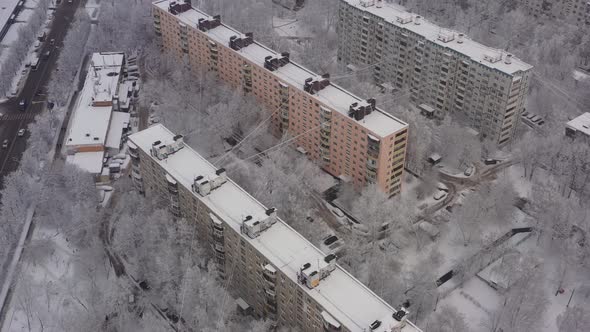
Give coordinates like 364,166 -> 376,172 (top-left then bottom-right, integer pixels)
565,112 -> 590,142
518,0 -> 590,24
337,0 -> 534,146
128,124 -> 422,332
152,0 -> 409,196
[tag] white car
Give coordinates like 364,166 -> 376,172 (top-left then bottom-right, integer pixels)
326,204 -> 350,226
2,139 -> 9,148
436,182 -> 449,192
464,166 -> 474,176
433,190 -> 447,201
148,115 -> 160,124
17,129 -> 25,137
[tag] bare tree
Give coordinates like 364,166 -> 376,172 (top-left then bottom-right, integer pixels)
557,305 -> 590,332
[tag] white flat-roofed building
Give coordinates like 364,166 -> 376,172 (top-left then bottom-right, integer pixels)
64,52 -> 131,175
152,0 -> 409,196
128,124 -> 422,332
338,0 -> 533,146
566,112 -> 590,142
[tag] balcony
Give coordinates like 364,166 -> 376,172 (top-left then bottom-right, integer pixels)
366,158 -> 377,171
212,228 -> 224,241
128,147 -> 138,159
320,129 -> 331,140
280,109 -> 289,119
132,169 -> 142,180
170,203 -> 181,217
320,149 -> 330,159
168,185 -> 178,195
366,169 -> 377,183
367,147 -> 379,159
265,288 -> 276,298
320,122 -> 331,131
213,243 -> 225,254
320,107 -> 332,119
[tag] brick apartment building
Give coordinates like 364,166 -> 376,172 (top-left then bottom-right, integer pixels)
337,0 -> 533,146
152,0 -> 409,196
128,124 -> 422,332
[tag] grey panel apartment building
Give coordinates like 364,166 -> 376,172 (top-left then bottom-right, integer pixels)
337,0 -> 533,146
128,124 -> 422,332
519,0 -> 590,24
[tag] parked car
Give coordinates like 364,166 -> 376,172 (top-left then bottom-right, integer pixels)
437,182 -> 449,192
433,190 -> 447,201
464,166 -> 475,176
17,129 -> 25,137
42,50 -> 51,60
484,158 -> 499,165
49,38 -> 55,46
2,139 -> 9,148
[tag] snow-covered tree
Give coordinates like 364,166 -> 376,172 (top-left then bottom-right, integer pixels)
424,305 -> 469,332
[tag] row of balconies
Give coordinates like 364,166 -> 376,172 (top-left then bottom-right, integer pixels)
280,109 -> 289,120
366,167 -> 377,183
170,200 -> 181,217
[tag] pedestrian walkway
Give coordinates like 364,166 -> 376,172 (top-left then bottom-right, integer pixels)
0,113 -> 36,121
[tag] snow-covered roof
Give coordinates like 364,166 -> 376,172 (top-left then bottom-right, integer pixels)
566,112 -> 590,137
129,124 -> 422,332
65,52 -> 124,147
65,151 -> 104,174
105,111 -> 130,150
341,0 -> 533,75
153,1 -> 407,137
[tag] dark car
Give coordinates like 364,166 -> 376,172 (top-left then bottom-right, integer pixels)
19,99 -> 26,111
484,158 -> 499,165
42,50 -> 51,60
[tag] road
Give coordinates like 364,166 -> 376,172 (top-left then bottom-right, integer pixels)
0,1 -> 80,190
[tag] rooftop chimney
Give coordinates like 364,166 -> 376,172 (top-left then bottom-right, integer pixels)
376,0 -> 383,8
457,33 -> 464,44
303,75 -> 330,94
198,15 -> 222,31
264,53 -> 290,71
505,53 -> 513,65
414,15 -> 421,25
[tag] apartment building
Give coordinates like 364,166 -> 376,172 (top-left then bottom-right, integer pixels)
337,0 -> 534,146
128,124 -> 422,332
152,0 -> 409,196
518,0 -> 590,24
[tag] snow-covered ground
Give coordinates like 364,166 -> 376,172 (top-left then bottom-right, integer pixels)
1,227 -> 105,331
272,16 -> 311,38
1,22 -> 26,47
